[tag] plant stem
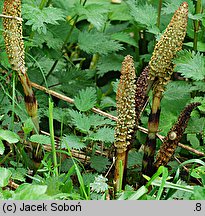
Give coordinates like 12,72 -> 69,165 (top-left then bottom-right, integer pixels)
114,152 -> 127,193
157,0 -> 163,28
193,0 -> 202,51
48,98 -> 58,176
11,72 -> 16,132
142,90 -> 162,177
39,0 -> 48,10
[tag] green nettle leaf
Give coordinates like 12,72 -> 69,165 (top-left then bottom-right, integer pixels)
0,130 -> 20,143
90,155 -> 111,173
162,0 -> 195,15
62,134 -> 86,150
112,79 -> 120,93
160,81 -> 192,135
22,4 -> 65,34
97,54 -> 124,77
88,114 -> 115,128
90,175 -> 108,193
186,117 -> 205,134
127,1 -> 157,27
187,134 -> 200,149
22,118 -> 34,135
78,31 -> 123,55
111,32 -> 138,48
0,168 -> 12,187
89,127 -> 115,143
0,140 -> 5,155
74,87 -> 97,112
75,3 -> 109,31
173,50 -> 205,81
69,110 -> 91,133
127,150 -> 143,169
30,134 -> 51,145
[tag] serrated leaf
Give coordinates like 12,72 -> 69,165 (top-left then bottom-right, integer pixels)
22,118 -> 34,135
173,50 -> 205,81
0,130 -> 20,143
88,114 -> 115,128
127,150 -> 143,169
162,0 -> 195,15
187,134 -> 200,149
90,155 -> 110,172
74,87 -> 97,111
0,168 -> 12,187
89,127 -> 115,143
30,135 -> 51,145
97,54 -> 124,77
186,117 -> 205,134
90,175 -> 108,193
22,4 -> 65,34
111,32 -> 138,47
109,1 -> 132,21
75,3 -> 109,31
127,1 -> 157,27
82,173 -> 97,185
69,110 -> 91,133
78,31 -> 123,55
55,66 -> 93,97
184,42 -> 205,52
62,134 -> 85,150
0,140 -> 5,155
160,81 -> 192,135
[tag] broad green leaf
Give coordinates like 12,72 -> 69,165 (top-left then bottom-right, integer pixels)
111,32 -> 138,47
186,117 -> 205,134
22,118 -> 34,135
160,81 -> 192,135
12,184 -> 50,200
187,134 -> 200,149
173,50 -> 205,81
97,54 -> 124,77
69,110 -> 91,133
62,134 -> 86,150
109,1 -> 132,21
184,41 -> 205,52
127,1 -> 157,27
162,0 -> 195,15
0,140 -> 5,155
0,168 -> 12,187
78,31 -> 123,55
9,168 -> 26,182
30,134 -> 51,145
90,155 -> 111,172
128,186 -> 148,200
191,186 -> 205,200
88,114 -> 115,128
74,87 -> 97,112
89,127 -> 115,143
0,130 -> 20,143
191,166 -> 205,179
22,4 -> 65,34
127,150 -> 143,170
75,3 -> 109,31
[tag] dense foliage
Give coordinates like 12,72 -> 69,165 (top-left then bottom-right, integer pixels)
1,0 -> 205,200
